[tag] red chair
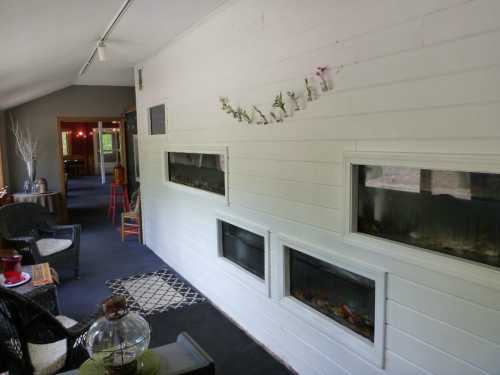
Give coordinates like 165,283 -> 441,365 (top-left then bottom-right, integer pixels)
107,183 -> 130,224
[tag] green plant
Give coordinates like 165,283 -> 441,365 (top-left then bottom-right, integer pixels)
219,96 -> 236,116
252,106 -> 268,125
272,92 -> 287,116
240,108 -> 253,123
219,96 -> 230,111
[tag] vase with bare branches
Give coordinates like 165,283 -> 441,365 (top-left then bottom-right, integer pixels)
10,115 -> 39,192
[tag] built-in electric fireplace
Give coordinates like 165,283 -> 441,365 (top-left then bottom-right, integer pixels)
167,152 -> 225,195
220,221 -> 265,279
288,248 -> 375,341
354,165 -> 500,268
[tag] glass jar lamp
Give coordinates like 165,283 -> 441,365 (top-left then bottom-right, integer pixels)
86,296 -> 151,375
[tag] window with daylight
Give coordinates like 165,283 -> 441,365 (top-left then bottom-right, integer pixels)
101,133 -> 114,154
61,131 -> 70,156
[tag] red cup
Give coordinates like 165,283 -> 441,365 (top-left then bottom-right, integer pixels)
2,255 -> 23,284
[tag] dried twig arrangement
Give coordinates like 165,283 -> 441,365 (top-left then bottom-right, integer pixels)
10,116 -> 38,165
10,114 -> 39,181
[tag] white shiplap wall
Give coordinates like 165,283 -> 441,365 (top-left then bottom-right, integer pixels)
135,1 -> 500,374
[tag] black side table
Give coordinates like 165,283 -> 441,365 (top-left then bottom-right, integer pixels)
0,266 -> 60,315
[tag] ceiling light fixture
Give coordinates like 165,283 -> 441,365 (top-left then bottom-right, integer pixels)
97,41 -> 107,62
79,0 -> 135,76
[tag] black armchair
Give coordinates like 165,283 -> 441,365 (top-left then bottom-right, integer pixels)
0,285 -> 91,375
0,203 -> 81,278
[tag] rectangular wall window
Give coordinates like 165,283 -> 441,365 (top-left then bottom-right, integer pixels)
167,152 -> 225,196
355,165 -> 500,268
220,221 -> 265,279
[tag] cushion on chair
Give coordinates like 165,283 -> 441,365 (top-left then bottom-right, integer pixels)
36,239 -> 72,257
27,340 -> 67,375
27,316 -> 78,375
55,315 -> 78,329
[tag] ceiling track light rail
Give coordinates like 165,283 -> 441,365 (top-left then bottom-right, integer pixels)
79,0 -> 135,76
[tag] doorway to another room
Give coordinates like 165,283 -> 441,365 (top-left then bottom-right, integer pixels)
57,117 -> 134,215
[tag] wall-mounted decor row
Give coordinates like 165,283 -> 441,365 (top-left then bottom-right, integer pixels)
219,65 -> 342,125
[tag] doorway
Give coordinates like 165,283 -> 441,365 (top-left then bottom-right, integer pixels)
57,117 -> 126,201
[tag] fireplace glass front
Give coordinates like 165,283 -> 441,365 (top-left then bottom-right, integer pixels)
289,248 -> 375,341
355,165 -> 500,268
220,221 -> 265,279
167,152 -> 225,195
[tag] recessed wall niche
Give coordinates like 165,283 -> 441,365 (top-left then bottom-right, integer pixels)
149,103 -> 167,135
216,214 -> 271,296
220,221 -> 265,279
278,235 -> 386,368
354,165 -> 500,268
163,146 -> 228,203
289,248 -> 376,341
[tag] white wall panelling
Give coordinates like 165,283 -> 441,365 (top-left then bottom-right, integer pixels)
136,0 -> 500,373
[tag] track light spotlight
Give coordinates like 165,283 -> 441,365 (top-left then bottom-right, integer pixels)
97,41 -> 107,62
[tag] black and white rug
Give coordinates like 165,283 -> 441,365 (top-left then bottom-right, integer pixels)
106,269 -> 206,316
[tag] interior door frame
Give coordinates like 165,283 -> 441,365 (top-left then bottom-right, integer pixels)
0,139 -> 5,188
56,116 -> 125,194
0,115 -> 8,188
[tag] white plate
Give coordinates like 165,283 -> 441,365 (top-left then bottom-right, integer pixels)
0,272 -> 31,288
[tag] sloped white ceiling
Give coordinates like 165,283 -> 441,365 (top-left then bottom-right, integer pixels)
0,0 -> 227,109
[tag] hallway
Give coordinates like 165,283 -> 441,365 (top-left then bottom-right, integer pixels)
58,176 -> 291,374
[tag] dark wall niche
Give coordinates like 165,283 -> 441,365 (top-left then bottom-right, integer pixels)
355,165 -> 500,268
220,221 -> 265,279
167,152 -> 225,196
149,104 -> 166,135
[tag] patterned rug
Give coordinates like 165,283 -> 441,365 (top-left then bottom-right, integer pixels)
106,269 -> 206,316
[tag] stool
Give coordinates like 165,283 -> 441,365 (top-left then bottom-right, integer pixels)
107,183 -> 130,224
